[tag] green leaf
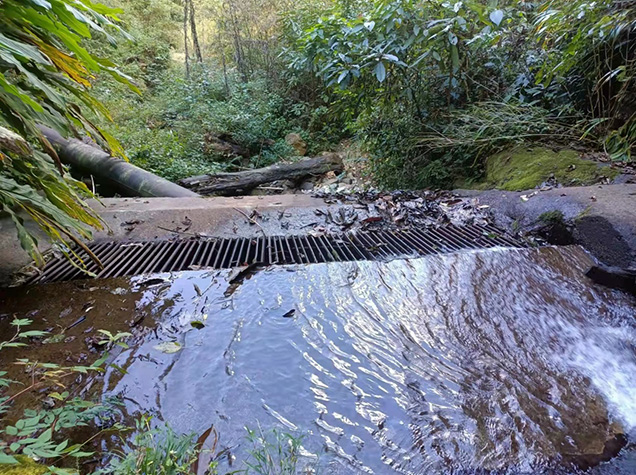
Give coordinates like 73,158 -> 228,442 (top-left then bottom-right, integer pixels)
0,0 -> 134,270
18,330 -> 48,338
47,466 -> 78,475
451,44 -> 460,72
30,0 -> 52,8
11,318 -> 32,327
0,453 -> 18,464
35,428 -> 52,444
55,440 -> 69,452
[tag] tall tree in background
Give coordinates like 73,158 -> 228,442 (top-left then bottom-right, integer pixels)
190,0 -> 204,62
183,0 -> 191,76
183,0 -> 203,77
0,0 -> 137,265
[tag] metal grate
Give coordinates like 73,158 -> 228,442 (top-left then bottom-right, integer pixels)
31,224 -> 527,284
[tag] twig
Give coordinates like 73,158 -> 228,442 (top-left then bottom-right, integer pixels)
233,208 -> 266,236
157,225 -> 198,236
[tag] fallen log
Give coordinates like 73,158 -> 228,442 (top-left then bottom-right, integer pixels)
179,153 -> 343,195
39,126 -> 199,198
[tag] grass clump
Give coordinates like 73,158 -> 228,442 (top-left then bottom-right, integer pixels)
477,147 -> 618,191
99,420 -> 310,475
100,417 -> 199,475
360,102 -> 591,190
538,210 -> 566,225
244,425 -> 306,475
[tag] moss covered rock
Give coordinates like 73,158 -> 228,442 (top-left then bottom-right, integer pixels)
475,147 -> 618,191
0,456 -> 48,475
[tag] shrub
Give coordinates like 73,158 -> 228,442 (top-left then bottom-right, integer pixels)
97,65 -> 319,181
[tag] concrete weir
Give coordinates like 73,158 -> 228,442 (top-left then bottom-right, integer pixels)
2,183 -> 635,286
458,183 -> 636,269
0,195 -> 331,285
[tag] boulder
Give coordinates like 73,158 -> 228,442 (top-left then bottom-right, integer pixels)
285,133 -> 307,156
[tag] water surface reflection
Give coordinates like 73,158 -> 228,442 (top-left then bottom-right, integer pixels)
103,246 -> 636,473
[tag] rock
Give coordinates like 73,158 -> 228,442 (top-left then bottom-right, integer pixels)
586,264 -> 636,295
299,180 -> 315,191
285,133 -> 307,156
475,147 -> 619,191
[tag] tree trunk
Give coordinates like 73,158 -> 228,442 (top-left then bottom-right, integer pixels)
179,154 -> 343,195
183,0 -> 190,77
219,28 -> 230,95
189,0 -> 203,63
226,0 -> 247,82
39,127 -> 199,198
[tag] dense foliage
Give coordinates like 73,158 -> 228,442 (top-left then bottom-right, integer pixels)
91,0 -> 635,191
0,319 -> 129,473
283,0 -> 635,187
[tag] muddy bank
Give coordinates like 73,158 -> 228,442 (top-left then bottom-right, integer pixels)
459,183 -> 636,269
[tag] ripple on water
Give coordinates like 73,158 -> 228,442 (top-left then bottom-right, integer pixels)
101,246 -> 636,474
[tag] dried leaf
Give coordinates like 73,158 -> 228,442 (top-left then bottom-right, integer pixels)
154,341 -> 182,354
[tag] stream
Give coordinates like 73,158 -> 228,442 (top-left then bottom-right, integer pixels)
2,245 -> 636,473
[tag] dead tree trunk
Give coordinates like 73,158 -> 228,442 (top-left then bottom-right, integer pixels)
179,154 -> 343,195
39,127 -> 199,198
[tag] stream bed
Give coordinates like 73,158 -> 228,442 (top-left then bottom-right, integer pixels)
2,245 -> 636,473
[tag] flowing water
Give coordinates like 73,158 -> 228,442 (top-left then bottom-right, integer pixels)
2,245 -> 636,473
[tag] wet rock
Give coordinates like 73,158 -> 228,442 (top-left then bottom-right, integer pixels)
532,210 -> 576,245
586,265 -> 636,295
574,215 -> 633,268
458,183 -> 636,269
564,430 -> 627,471
299,180 -> 315,191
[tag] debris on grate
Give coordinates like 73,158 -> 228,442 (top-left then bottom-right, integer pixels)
30,225 -> 528,284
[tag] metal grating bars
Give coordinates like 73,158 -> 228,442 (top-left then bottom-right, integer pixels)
31,224 -> 527,284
